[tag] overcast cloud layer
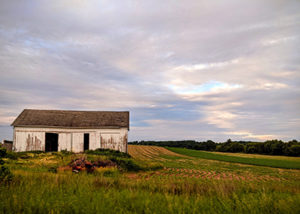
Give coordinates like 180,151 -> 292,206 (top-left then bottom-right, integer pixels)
0,0 -> 299,142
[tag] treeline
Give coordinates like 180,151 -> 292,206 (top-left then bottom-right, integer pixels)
129,139 -> 300,157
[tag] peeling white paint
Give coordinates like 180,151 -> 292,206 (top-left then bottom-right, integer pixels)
13,127 -> 128,153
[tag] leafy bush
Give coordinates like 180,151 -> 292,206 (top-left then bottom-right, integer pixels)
5,152 -> 31,160
5,152 -> 19,160
94,167 -> 119,177
0,147 -> 7,159
5,150 -> 74,160
5,150 -> 47,160
48,166 -> 58,173
85,148 -> 131,158
25,150 -> 45,154
109,157 -> 142,172
0,147 -> 13,183
60,150 -> 74,155
0,165 -> 13,183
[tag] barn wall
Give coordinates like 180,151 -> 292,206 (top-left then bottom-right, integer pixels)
58,133 -> 72,151
13,127 -> 128,153
89,132 -> 97,150
14,130 -> 44,152
72,133 -> 83,153
100,128 -> 128,153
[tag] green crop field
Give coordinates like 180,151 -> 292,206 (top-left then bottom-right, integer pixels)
167,147 -> 300,169
0,145 -> 299,214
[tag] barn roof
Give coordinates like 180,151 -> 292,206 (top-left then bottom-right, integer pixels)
11,109 -> 129,129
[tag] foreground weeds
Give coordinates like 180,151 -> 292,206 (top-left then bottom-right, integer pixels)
1,171 -> 299,214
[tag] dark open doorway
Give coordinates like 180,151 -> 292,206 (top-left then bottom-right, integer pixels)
45,133 -> 58,152
84,133 -> 89,151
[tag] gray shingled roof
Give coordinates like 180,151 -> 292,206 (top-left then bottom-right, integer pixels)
11,109 -> 129,129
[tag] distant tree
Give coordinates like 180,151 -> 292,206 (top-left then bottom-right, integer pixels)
263,140 -> 284,155
286,145 -> 300,156
245,144 -> 258,153
227,142 -> 244,153
128,139 -> 299,156
226,139 -> 232,144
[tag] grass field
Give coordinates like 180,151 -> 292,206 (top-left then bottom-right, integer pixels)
210,151 -> 300,161
167,147 -> 300,169
0,145 -> 299,213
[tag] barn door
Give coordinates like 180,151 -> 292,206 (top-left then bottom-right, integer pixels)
45,133 -> 58,152
84,133 -> 89,151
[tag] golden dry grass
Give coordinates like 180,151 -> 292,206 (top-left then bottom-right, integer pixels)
128,145 -> 184,160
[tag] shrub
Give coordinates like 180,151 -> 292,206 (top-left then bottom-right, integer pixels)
48,166 -> 58,173
5,151 -> 46,160
94,167 -> 119,177
26,150 -> 45,154
85,148 -> 131,158
0,147 -> 13,183
109,157 -> 142,172
0,165 -> 13,183
60,150 -> 73,155
5,152 -> 18,160
0,147 -> 7,158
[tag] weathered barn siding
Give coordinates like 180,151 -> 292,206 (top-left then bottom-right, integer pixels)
14,131 -> 44,152
101,133 -> 127,152
72,133 -> 84,153
89,132 -> 97,150
13,127 -> 128,153
58,133 -> 72,151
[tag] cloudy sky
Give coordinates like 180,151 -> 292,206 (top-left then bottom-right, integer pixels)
0,0 -> 299,142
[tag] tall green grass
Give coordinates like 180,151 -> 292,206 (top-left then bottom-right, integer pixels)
167,147 -> 300,169
0,172 -> 299,214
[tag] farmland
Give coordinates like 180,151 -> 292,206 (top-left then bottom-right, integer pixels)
0,145 -> 299,213
167,147 -> 300,169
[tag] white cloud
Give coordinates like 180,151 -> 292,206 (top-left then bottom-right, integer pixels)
253,82 -> 288,90
203,111 -> 237,129
173,59 -> 240,72
262,36 -> 297,46
224,131 -> 277,141
168,81 -> 243,95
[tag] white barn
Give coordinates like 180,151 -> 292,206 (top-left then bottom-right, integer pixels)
11,109 -> 129,153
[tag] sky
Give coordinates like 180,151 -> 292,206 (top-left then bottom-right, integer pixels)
0,0 -> 299,142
